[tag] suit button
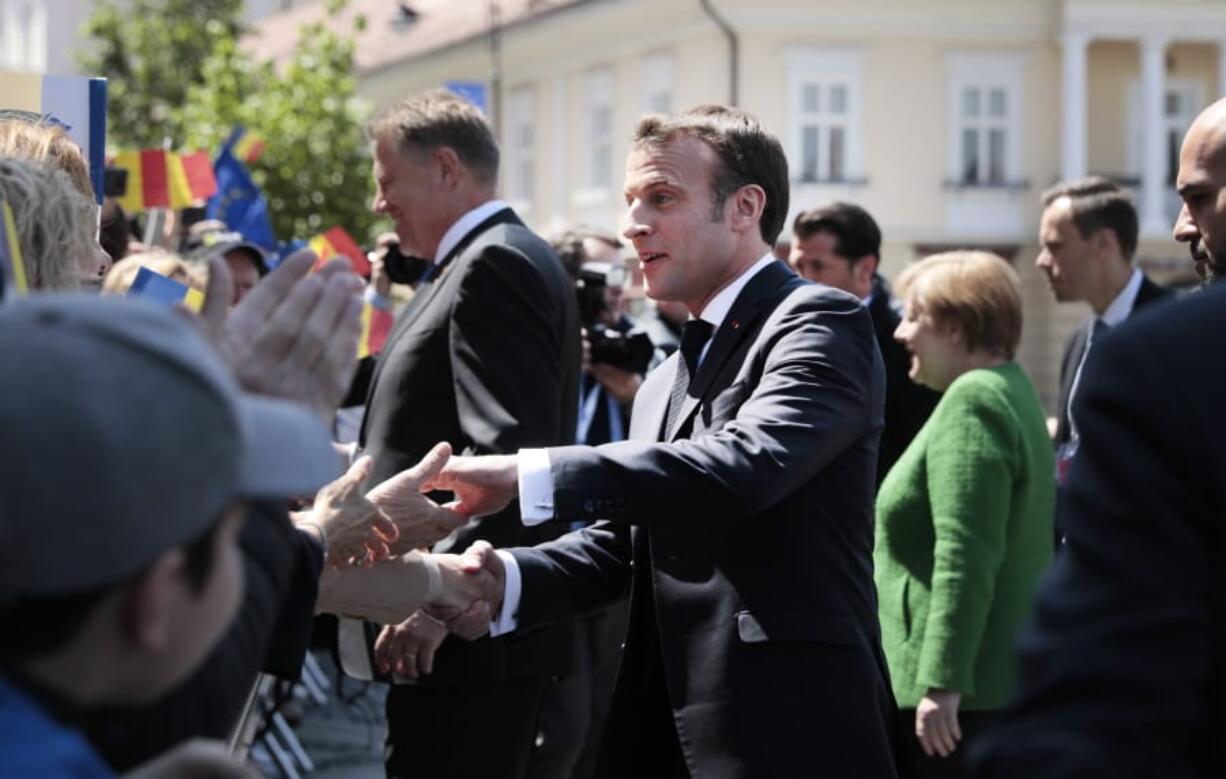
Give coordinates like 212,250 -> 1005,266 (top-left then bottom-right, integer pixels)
584,500 -> 594,513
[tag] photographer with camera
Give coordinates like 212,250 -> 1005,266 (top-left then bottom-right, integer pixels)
571,234 -> 654,447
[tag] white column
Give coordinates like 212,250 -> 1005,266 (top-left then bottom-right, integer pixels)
1061,32 -> 1090,183
549,73 -> 568,229
1218,39 -> 1226,97
1140,34 -> 1169,237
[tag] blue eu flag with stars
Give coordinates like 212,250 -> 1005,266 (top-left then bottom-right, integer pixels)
207,141 -> 276,250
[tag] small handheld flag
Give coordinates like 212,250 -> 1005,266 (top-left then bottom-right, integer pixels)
113,150 -> 219,212
0,200 -> 30,298
128,266 -> 204,312
310,226 -> 370,276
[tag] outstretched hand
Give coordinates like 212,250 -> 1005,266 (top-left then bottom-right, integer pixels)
424,454 -> 520,518
308,455 -> 398,567
367,442 -> 470,552
197,249 -> 364,419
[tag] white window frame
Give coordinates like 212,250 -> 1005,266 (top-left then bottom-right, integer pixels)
504,84 -> 537,212
642,50 -> 674,115
581,67 -> 614,196
12,0 -> 45,72
944,51 -> 1025,187
785,47 -> 865,184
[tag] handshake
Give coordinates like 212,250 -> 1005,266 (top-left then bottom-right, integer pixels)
304,442 -> 524,678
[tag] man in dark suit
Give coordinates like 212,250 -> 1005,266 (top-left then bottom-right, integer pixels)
357,89 -> 582,778
430,106 -> 903,778
968,282 -> 1226,778
789,202 -> 939,485
1037,177 -> 1171,491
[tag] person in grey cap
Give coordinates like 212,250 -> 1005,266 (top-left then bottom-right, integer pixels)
185,221 -> 270,305
0,295 -> 489,777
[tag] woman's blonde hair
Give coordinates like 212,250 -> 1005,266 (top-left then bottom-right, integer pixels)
0,157 -> 99,291
896,250 -> 1024,360
0,118 -> 94,199
102,250 -> 205,295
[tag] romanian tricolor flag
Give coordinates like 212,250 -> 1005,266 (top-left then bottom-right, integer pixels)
113,150 -> 218,212
230,127 -> 266,165
0,70 -> 107,203
0,200 -> 30,298
309,226 -> 370,276
358,303 -> 394,359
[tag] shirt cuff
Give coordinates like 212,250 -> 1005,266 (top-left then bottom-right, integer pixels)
517,448 -> 555,526
489,550 -> 521,637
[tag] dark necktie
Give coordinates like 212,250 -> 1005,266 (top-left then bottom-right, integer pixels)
1068,318 -> 1109,444
664,319 -> 714,438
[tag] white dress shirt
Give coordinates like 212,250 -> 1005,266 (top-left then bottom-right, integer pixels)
433,199 -> 510,265
490,252 -> 778,636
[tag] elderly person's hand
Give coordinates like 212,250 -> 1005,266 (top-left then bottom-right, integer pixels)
374,610 -> 448,679
197,248 -> 364,418
296,456 -> 399,567
366,442 -> 471,552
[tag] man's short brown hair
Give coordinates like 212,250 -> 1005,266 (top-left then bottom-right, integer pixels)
1041,176 -> 1138,260
370,89 -> 500,186
633,105 -> 790,246
896,250 -> 1024,360
792,202 -> 882,263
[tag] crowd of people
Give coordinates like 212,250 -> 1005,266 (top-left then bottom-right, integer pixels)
0,82 -> 1222,779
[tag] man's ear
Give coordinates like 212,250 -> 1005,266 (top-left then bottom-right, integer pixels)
434,146 -> 463,188
123,549 -> 185,653
853,254 -> 879,286
1091,227 -> 1120,261
729,184 -> 767,235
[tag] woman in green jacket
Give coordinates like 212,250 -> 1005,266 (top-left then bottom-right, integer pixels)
875,251 -> 1055,778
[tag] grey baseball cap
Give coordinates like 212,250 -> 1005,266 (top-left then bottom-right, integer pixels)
0,295 -> 342,604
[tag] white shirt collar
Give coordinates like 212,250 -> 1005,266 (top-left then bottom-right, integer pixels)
1099,267 -> 1144,328
697,253 -> 778,329
434,199 -> 510,264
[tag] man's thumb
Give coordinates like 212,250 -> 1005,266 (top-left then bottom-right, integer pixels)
409,441 -> 453,488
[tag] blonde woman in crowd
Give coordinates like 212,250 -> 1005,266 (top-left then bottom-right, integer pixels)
874,251 -> 1055,778
0,157 -> 110,290
102,250 -> 206,295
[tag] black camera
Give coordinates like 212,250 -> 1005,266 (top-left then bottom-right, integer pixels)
588,324 -> 654,374
380,241 -> 431,285
576,263 -> 653,374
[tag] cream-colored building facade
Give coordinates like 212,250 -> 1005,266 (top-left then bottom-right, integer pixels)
258,0 -> 1226,408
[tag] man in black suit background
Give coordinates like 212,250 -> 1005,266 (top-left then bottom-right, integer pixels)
789,202 -> 939,485
430,106 -> 903,778
1036,177 -> 1170,492
357,89 -> 581,778
970,95 -> 1226,779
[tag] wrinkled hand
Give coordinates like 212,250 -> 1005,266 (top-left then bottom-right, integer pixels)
434,540 -> 505,641
589,362 -> 643,406
122,739 -> 258,778
374,610 -> 448,679
309,455 -> 398,567
198,249 -> 364,418
367,442 -> 470,553
424,454 -> 520,519
916,688 -> 963,758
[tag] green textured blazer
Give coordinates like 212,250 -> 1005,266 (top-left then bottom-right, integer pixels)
874,363 -> 1055,710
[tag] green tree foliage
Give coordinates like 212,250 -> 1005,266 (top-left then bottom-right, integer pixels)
81,0 -> 244,148
83,0 -> 378,244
